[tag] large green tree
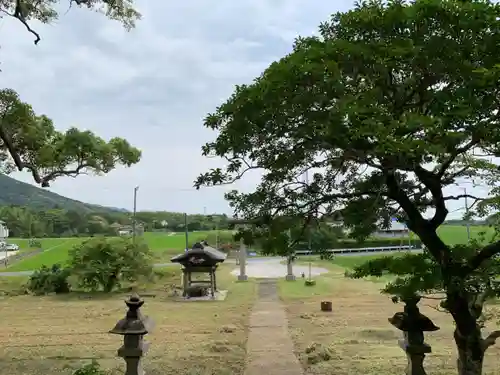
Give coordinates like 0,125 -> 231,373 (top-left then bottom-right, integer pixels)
0,89 -> 142,186
196,1 -> 500,374
1,0 -> 141,186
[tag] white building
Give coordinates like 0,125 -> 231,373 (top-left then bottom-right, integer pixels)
0,220 -> 9,241
373,220 -> 409,238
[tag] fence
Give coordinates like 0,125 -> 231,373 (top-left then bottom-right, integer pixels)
294,244 -> 422,256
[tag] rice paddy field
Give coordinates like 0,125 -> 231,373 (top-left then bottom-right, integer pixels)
1,231 -> 222,272
0,224 -> 494,272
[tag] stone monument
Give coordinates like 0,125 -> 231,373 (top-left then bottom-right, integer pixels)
285,254 -> 296,281
238,238 -> 248,281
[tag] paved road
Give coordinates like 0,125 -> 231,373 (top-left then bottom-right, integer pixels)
0,250 -> 411,277
230,257 -> 329,278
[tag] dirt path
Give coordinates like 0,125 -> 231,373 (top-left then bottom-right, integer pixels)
244,279 -> 303,375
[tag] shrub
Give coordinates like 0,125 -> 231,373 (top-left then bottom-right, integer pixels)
72,360 -> 109,375
319,252 -> 334,260
28,239 -> 42,248
69,237 -> 154,293
27,264 -> 71,295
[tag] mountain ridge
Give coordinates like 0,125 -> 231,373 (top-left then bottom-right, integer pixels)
0,174 -> 127,212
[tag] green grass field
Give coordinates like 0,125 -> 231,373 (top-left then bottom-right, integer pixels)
1,231 -> 216,272
0,224 -> 495,273
437,225 -> 494,245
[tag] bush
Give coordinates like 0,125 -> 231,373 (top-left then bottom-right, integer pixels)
28,239 -> 42,248
319,252 -> 335,260
27,264 -> 71,295
72,360 -> 109,375
69,237 -> 154,293
304,279 -> 316,286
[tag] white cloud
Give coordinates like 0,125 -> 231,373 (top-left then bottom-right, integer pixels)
0,0 -> 482,218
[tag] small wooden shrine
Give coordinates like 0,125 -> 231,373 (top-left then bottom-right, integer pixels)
171,241 -> 226,298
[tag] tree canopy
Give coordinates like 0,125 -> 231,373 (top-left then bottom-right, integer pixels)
0,89 -> 141,186
0,204 -> 233,238
196,0 -> 500,372
197,0 -> 500,260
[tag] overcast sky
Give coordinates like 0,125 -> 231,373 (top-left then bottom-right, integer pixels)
0,0 -> 479,218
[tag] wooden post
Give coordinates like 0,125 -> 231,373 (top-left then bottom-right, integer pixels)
213,268 -> 217,291
320,301 -> 333,312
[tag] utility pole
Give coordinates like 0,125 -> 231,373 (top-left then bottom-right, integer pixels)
132,186 -> 139,244
216,220 -> 219,250
304,170 -> 313,276
184,213 -> 189,252
463,187 -> 471,242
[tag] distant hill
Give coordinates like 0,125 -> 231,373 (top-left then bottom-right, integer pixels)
0,174 -> 126,212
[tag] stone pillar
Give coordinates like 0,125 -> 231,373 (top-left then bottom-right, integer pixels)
109,294 -> 154,375
388,297 -> 439,375
285,255 -> 295,281
182,269 -> 189,297
398,332 -> 431,375
238,238 -> 248,281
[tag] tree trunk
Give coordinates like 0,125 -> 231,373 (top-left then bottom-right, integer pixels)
454,326 -> 484,375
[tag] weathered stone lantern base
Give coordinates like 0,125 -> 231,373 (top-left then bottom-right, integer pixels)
118,341 -> 150,375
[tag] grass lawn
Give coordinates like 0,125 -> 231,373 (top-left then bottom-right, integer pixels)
0,264 -> 256,375
280,266 -> 500,375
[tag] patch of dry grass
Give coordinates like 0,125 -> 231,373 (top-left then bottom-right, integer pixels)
0,265 -> 255,375
284,268 -> 500,375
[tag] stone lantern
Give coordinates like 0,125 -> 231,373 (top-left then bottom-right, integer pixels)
109,294 -> 154,375
388,296 -> 439,375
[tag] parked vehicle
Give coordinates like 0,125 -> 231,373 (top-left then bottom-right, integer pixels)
4,243 -> 19,251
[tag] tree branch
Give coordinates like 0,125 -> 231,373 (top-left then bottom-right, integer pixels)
462,240 -> 500,275
437,139 -> 479,179
482,330 -> 500,350
384,166 -> 449,264
0,119 -> 49,186
384,169 -> 425,226
0,0 -> 42,44
413,165 -> 449,229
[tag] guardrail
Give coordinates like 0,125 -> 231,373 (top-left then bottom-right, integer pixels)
294,245 -> 422,255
